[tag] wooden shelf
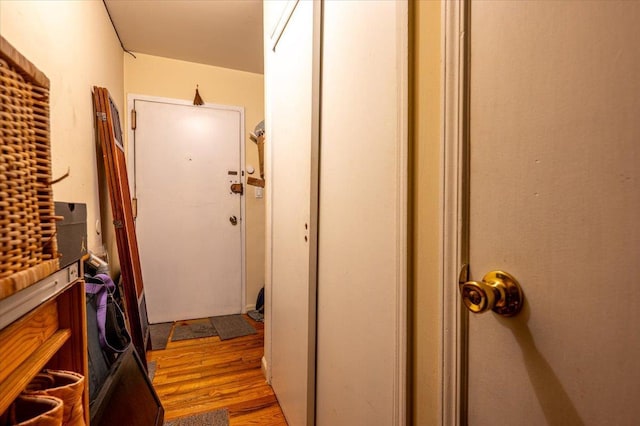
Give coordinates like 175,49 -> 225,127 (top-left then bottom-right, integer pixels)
0,329 -> 71,413
0,274 -> 88,423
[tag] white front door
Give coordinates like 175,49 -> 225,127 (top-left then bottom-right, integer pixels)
463,2 -> 640,424
264,1 -> 319,425
132,98 -> 244,324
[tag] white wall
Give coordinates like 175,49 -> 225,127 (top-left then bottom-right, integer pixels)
0,0 -> 124,257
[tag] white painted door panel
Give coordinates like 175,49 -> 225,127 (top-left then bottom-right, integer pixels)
264,1 -> 318,425
467,2 -> 640,424
134,100 -> 243,324
316,1 -> 407,425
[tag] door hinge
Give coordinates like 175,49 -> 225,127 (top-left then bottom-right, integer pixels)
96,112 -> 107,122
131,109 -> 137,130
132,197 -> 137,219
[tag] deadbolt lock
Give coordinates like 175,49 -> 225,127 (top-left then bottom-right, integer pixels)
458,265 -> 524,317
230,183 -> 244,195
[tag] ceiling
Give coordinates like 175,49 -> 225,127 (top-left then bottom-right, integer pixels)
104,0 -> 264,74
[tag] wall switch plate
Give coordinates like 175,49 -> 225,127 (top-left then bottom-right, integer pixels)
68,262 -> 79,282
255,187 -> 264,199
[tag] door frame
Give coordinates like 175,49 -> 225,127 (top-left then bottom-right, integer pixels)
440,0 -> 469,424
126,94 -> 247,315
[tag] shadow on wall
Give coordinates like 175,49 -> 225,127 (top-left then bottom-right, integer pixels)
497,302 -> 584,426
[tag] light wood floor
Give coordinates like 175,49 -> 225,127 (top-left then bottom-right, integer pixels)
146,315 -> 287,425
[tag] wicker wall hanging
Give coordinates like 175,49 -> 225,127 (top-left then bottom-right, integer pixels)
0,36 -> 59,300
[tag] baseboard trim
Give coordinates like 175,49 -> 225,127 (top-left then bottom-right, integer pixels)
245,303 -> 256,313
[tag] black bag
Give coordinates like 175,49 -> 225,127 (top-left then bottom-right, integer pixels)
256,287 -> 265,313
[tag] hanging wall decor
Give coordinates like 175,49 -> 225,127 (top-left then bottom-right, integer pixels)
193,85 -> 204,106
0,36 -> 59,299
247,120 -> 265,187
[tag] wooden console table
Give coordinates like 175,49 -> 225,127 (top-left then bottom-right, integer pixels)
0,262 -> 89,424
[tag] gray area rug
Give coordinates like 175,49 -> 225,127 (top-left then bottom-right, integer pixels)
209,314 -> 257,340
164,408 -> 229,426
149,322 -> 173,350
171,321 -> 218,342
148,360 -> 157,381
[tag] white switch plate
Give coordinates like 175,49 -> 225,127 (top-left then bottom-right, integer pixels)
255,187 -> 263,199
68,262 -> 79,281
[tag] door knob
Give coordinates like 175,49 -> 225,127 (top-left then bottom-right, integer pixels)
458,265 -> 524,317
229,215 -> 238,226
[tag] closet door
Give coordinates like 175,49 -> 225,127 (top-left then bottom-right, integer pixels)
263,1 -> 320,425
316,1 -> 408,424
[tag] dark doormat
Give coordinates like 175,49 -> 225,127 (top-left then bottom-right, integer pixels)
149,322 -> 173,350
171,320 -> 219,342
164,408 -> 229,426
209,315 -> 257,340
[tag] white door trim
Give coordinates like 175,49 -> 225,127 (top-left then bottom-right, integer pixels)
126,93 -> 247,315
440,0 -> 468,425
395,1 -> 409,425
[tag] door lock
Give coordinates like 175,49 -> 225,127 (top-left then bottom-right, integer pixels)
229,215 -> 238,226
230,183 -> 243,195
458,264 -> 524,317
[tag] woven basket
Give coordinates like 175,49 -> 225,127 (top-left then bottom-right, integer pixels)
0,37 -> 58,300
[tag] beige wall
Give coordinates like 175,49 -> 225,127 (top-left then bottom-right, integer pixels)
124,53 -> 265,309
412,0 -> 442,424
0,0 -> 124,260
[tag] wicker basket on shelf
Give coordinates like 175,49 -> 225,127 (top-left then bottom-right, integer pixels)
0,36 -> 58,300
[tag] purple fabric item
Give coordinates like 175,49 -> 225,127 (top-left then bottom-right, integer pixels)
85,274 -> 129,353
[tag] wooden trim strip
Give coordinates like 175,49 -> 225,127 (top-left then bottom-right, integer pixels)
0,36 -> 49,88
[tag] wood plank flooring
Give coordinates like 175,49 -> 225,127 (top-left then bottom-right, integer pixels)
146,315 -> 287,425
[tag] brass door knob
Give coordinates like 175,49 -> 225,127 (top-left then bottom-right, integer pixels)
458,265 -> 524,317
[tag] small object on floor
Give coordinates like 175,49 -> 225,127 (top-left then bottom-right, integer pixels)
171,320 -> 218,342
164,408 -> 229,426
247,310 -> 264,322
149,322 -> 173,350
147,361 -> 157,381
209,315 -> 257,340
